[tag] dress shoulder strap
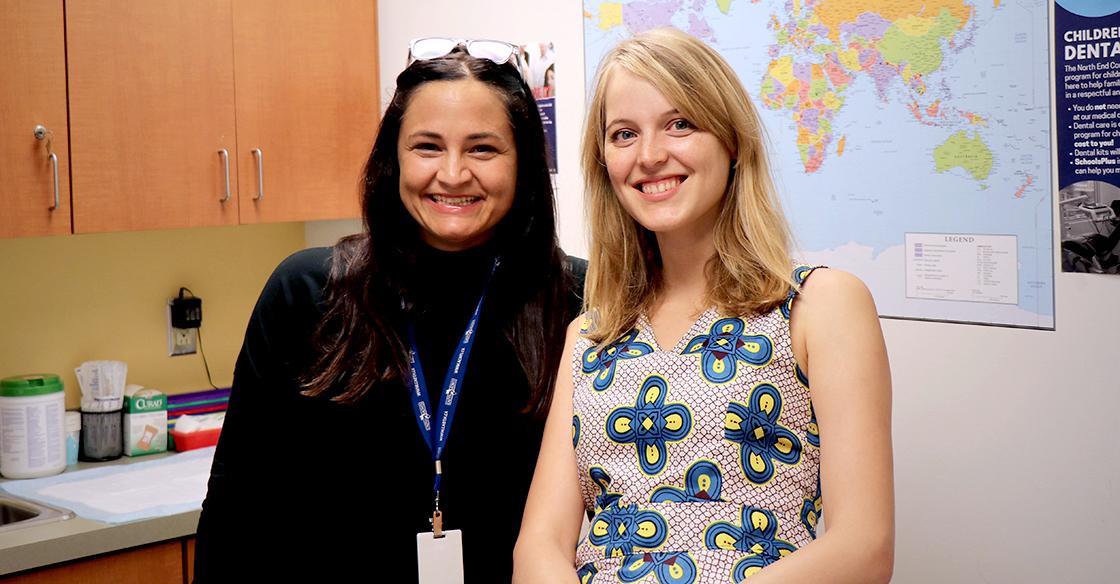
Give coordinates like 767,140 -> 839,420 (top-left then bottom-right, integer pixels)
780,264 -> 827,321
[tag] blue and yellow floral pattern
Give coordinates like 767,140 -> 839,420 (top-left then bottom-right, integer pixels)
618,551 -> 698,584
650,460 -> 725,503
724,383 -> 802,484
794,364 -> 820,448
792,265 -> 815,284
806,401 -> 820,449
794,363 -> 809,388
590,466 -> 623,514
582,328 -> 654,392
570,272 -> 824,578
780,295 -> 795,321
576,563 -> 598,583
606,375 -> 693,475
682,318 -> 773,384
780,265 -> 817,320
573,414 -> 582,448
705,506 -> 797,581
800,478 -> 823,539
589,502 -> 669,558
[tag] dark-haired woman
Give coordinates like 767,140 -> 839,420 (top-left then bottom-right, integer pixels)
194,39 -> 584,582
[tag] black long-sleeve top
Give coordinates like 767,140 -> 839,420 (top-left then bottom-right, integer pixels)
193,244 -> 584,582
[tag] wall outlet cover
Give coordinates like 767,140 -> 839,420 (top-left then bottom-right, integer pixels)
167,301 -> 198,356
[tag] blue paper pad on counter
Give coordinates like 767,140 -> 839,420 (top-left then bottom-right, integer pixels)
0,446 -> 215,524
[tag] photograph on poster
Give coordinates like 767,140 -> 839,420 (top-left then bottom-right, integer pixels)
517,42 -> 555,98
1059,180 -> 1120,273
517,42 -> 557,178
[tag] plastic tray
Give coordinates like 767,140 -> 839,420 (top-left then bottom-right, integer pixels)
170,427 -> 221,451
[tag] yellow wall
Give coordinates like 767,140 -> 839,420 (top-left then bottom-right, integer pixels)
0,224 -> 305,408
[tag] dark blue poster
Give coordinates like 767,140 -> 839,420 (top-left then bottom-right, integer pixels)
537,96 -> 557,174
1055,0 -> 1120,274
516,42 -> 558,176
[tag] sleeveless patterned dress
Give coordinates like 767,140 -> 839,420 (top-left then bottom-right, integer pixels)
570,266 -> 823,584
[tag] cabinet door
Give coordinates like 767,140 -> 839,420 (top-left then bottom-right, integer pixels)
0,0 -> 70,238
66,0 -> 239,233
233,0 -> 378,224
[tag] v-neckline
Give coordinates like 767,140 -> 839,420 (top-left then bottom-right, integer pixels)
637,307 -> 716,354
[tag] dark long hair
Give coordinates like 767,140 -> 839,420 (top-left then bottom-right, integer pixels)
302,49 -> 570,417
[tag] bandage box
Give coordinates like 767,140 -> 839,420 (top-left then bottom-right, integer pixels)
123,385 -> 167,456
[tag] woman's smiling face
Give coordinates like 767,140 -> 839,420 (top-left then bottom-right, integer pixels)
602,69 -> 733,238
397,78 -> 517,251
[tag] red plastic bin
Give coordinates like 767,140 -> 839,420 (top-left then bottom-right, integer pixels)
170,427 -> 222,451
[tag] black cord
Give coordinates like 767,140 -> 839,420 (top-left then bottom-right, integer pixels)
196,327 -> 220,390
178,287 -> 220,390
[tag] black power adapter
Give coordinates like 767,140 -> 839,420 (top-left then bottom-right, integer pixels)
169,286 -> 219,389
170,289 -> 202,329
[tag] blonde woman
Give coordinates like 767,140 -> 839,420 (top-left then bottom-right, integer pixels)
515,28 -> 893,583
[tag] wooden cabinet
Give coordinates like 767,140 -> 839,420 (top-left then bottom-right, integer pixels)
66,0 -> 240,233
233,0 -> 377,224
184,536 -> 195,583
58,0 -> 378,234
0,0 -> 71,239
4,540 -> 184,584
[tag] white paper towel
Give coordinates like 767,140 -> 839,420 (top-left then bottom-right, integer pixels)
0,447 -> 214,524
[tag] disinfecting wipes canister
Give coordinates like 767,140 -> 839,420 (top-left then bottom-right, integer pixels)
0,374 -> 66,479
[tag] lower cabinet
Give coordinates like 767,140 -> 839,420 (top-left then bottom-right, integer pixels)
184,537 -> 196,583
6,537 -> 196,584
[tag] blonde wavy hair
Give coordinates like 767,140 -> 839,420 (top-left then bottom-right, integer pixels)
581,28 -> 795,345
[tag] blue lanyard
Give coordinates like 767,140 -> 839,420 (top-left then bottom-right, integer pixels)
406,257 -> 499,498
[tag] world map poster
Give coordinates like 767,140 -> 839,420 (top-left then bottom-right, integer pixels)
585,0 -> 1054,328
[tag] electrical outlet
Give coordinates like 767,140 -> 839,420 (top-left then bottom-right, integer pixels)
167,301 -> 198,356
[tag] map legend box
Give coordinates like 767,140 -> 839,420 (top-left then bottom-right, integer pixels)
905,233 -> 1019,304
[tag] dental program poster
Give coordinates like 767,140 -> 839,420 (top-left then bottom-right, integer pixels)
1055,0 -> 1120,274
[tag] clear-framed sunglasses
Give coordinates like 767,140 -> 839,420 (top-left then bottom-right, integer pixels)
407,37 -> 518,67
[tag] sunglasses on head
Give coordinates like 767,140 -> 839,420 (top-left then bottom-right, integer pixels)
407,37 -> 518,67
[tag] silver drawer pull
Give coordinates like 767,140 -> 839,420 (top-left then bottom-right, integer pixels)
34,125 -> 59,211
218,149 -> 231,202
48,152 -> 59,211
252,148 -> 264,201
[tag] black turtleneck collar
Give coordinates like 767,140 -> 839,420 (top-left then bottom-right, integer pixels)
411,240 -> 502,315
415,239 -> 500,270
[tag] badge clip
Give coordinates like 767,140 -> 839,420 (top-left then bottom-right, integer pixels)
431,485 -> 444,538
431,509 -> 444,538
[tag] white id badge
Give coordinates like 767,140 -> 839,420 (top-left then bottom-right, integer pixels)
417,529 -> 464,584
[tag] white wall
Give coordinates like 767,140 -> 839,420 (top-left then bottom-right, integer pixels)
346,3 -> 1119,581
306,1 -> 588,253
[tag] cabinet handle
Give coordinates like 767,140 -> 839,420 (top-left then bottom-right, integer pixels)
48,152 -> 59,211
218,149 -> 231,202
252,148 -> 264,201
34,125 -> 59,211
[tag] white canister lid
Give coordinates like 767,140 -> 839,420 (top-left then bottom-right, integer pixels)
65,410 -> 82,431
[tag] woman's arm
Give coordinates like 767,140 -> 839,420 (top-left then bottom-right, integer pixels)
513,320 -> 587,584
193,249 -> 330,582
751,268 -> 895,584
